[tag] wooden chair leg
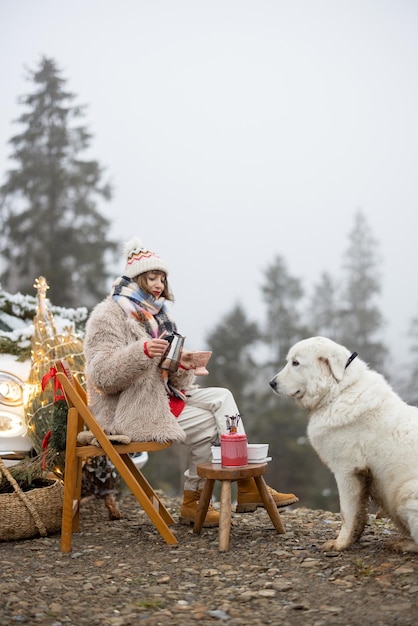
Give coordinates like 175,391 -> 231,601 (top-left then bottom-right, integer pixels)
254,475 -> 286,534
72,456 -> 83,531
121,454 -> 175,525
61,407 -> 79,553
112,454 -> 178,545
193,478 -> 215,534
219,480 -> 232,552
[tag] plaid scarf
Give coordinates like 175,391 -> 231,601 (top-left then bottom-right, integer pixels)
111,275 -> 177,338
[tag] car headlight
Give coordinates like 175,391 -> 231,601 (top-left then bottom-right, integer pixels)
0,372 -> 25,406
0,410 -> 27,437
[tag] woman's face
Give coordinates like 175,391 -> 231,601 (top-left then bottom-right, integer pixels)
144,271 -> 166,299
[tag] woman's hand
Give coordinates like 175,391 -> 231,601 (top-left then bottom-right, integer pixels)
144,338 -> 169,359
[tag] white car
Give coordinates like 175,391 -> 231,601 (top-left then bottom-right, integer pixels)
0,354 -> 33,466
0,352 -> 149,471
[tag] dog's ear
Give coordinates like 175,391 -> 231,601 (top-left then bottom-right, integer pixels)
319,351 -> 348,382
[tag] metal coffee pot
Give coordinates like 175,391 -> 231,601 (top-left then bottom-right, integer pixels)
159,332 -> 186,373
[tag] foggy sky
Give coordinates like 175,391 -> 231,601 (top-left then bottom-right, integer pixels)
1,0 -> 418,367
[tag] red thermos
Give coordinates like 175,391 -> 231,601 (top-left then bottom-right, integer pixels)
220,432 -> 248,467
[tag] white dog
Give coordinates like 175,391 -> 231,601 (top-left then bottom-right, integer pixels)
269,336 -> 418,552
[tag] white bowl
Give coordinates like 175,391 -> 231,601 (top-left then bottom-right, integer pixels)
247,443 -> 269,461
211,446 -> 221,462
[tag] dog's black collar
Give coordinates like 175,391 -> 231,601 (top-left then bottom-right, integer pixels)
345,352 -> 358,369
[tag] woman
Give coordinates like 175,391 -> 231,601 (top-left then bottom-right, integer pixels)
84,237 -> 298,526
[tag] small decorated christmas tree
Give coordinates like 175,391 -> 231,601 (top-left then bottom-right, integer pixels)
23,277 -> 121,519
25,277 -> 85,476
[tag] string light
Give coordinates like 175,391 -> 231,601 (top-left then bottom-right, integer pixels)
24,277 -> 86,475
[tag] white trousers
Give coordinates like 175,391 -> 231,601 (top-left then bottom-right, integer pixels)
176,387 -> 246,491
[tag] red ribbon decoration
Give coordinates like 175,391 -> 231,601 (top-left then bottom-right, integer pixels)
41,366 -> 65,402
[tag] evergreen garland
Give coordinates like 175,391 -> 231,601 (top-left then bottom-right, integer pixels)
49,399 -> 69,452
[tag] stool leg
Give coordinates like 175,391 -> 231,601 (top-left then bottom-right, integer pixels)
193,478 -> 215,534
254,476 -> 286,534
219,480 -> 232,552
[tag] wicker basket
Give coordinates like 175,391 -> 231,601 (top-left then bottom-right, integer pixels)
0,457 -> 64,541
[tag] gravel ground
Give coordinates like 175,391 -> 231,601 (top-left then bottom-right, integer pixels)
0,492 -> 417,626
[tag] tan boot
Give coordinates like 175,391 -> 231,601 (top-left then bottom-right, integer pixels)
179,490 -> 220,527
236,478 -> 299,513
104,493 -> 122,520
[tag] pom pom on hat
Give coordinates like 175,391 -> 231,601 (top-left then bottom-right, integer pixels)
123,237 -> 169,278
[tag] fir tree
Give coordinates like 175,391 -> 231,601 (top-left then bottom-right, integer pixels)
309,272 -> 340,339
402,316 -> 418,405
337,211 -> 387,371
0,56 -> 117,308
203,303 -> 261,411
261,255 -> 308,367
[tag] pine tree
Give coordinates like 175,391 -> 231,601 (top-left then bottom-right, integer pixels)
309,272 -> 340,339
402,316 -> 418,405
0,56 -> 117,308
261,255 -> 308,367
337,211 -> 387,371
203,304 -> 261,411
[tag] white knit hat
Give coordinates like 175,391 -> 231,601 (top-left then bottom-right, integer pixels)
123,237 -> 169,278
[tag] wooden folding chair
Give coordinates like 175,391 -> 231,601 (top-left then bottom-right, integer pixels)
55,361 -> 178,552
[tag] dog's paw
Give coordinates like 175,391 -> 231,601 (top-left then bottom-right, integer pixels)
321,540 -> 348,552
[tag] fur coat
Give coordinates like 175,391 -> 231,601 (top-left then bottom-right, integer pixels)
84,297 -> 194,443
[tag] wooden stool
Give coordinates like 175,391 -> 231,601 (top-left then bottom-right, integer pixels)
193,462 -> 286,552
